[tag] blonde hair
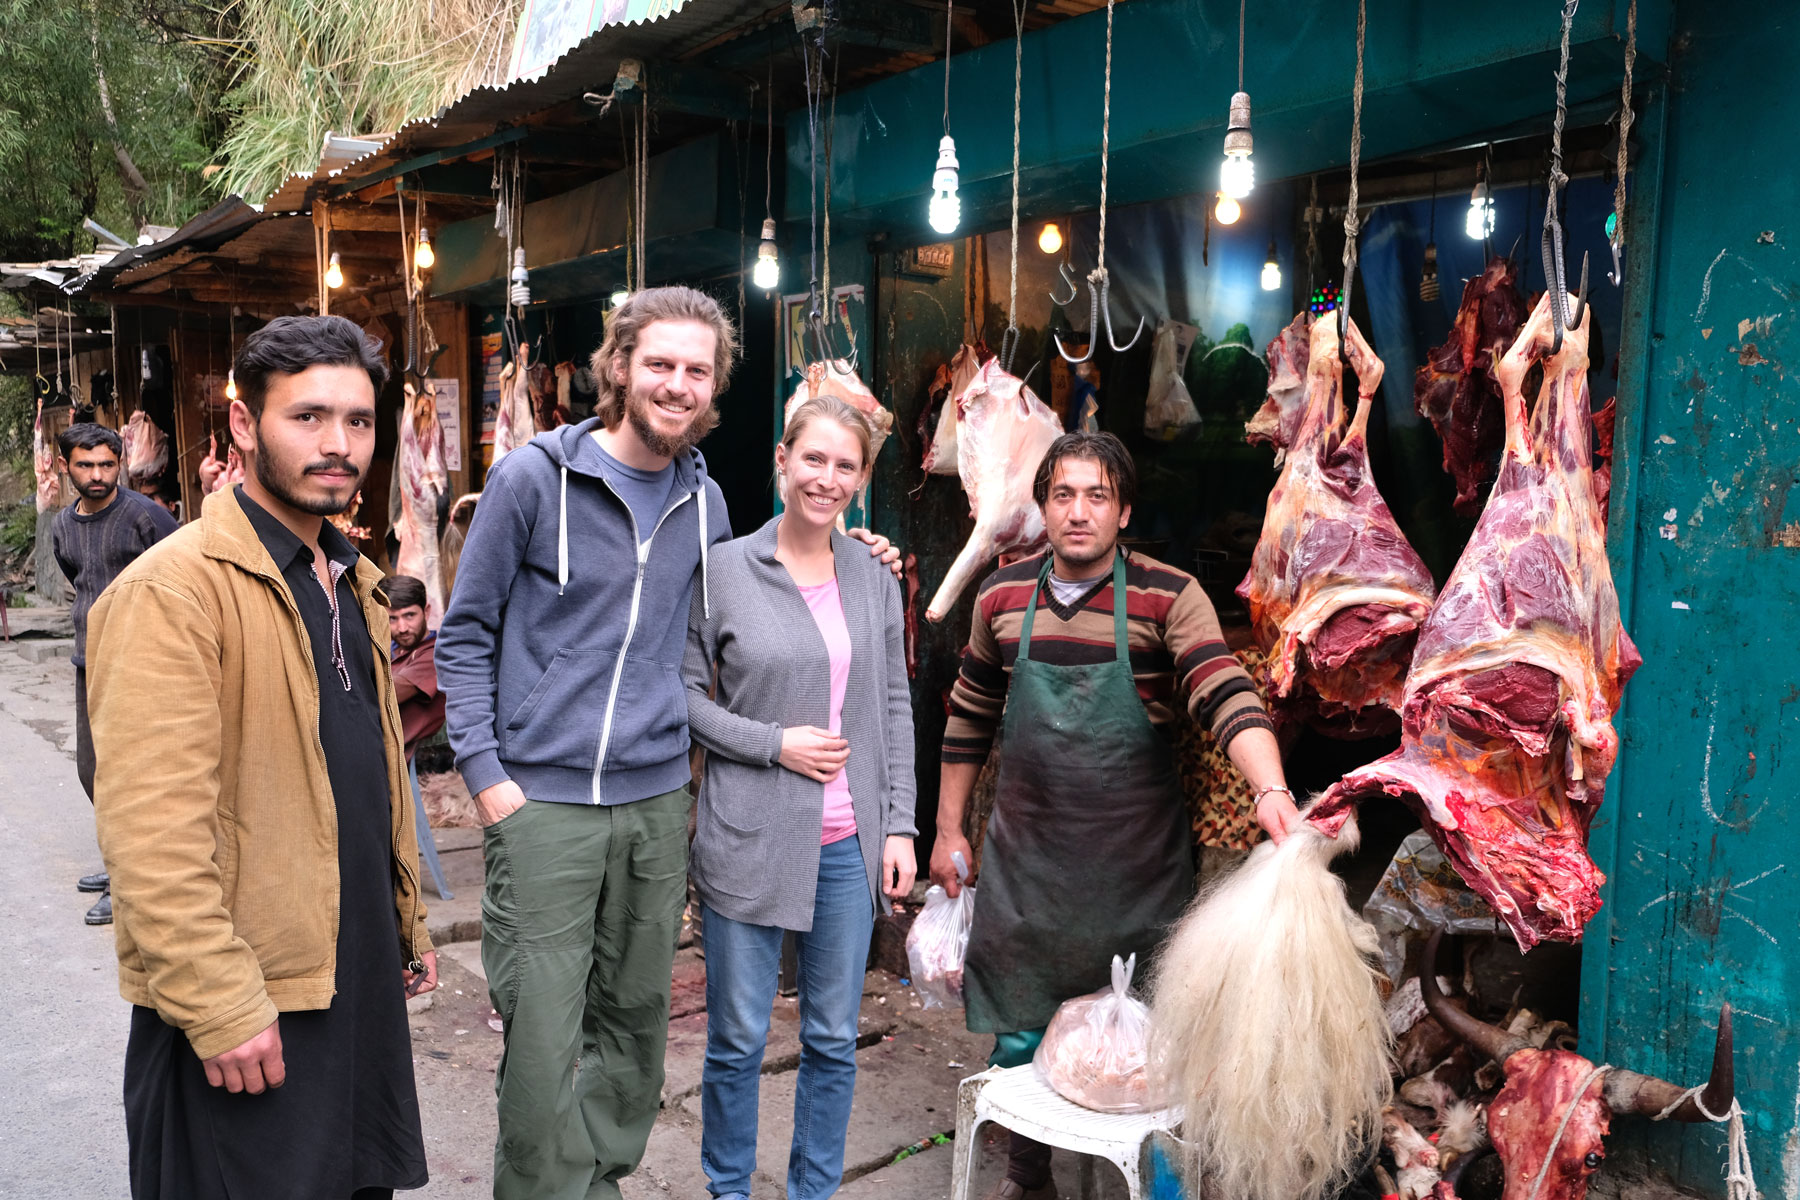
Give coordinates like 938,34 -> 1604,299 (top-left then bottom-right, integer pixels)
780,395 -> 874,473
591,285 -> 739,430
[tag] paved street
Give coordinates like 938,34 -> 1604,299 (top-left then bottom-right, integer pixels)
0,632 -> 1086,1200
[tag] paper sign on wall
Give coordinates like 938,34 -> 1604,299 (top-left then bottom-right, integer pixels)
429,379 -> 462,471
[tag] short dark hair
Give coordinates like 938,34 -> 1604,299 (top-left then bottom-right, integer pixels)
386,574 -> 427,611
1031,431 -> 1137,510
234,315 -> 389,417
57,422 -> 123,461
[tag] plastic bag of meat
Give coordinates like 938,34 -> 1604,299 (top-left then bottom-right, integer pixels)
1034,953 -> 1154,1113
906,851 -> 974,1010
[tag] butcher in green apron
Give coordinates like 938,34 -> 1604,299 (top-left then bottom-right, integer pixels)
932,432 -> 1299,1200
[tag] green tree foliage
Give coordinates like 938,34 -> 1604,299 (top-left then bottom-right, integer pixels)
212,0 -> 520,204
0,0 -> 220,260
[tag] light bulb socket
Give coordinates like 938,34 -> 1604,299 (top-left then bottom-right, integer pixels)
1224,91 -> 1253,156
1264,239 -> 1279,270
760,217 -> 778,242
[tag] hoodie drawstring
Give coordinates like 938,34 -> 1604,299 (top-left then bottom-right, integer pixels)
558,465 -> 569,595
697,485 -> 711,618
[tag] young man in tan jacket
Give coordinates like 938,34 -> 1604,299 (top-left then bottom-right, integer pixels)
87,315 -> 437,1200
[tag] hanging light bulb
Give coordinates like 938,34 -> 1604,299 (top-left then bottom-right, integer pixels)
1221,91 -> 1255,199
413,227 -> 435,271
1038,222 -> 1064,255
753,218 -> 780,290
1465,177 -> 1495,240
1214,192 -> 1241,225
1419,241 -> 1441,302
927,135 -> 961,235
610,288 -> 630,309
1261,240 -> 1282,291
324,251 -> 344,289
508,247 -> 530,307
224,368 -> 238,401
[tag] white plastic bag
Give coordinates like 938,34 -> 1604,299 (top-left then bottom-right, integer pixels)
1035,953 -> 1153,1113
1144,321 -> 1202,440
906,851 -> 974,1010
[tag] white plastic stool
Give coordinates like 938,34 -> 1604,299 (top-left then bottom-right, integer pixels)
951,1066 -> 1180,1200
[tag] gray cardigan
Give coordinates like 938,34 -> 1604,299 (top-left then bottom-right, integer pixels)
682,516 -> 917,931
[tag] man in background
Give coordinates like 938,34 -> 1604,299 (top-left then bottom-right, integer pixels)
386,573 -> 445,761
50,422 -> 178,926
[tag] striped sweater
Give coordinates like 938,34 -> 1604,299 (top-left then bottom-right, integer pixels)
942,549 -> 1274,764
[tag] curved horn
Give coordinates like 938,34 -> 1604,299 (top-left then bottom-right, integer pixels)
1602,1003 -> 1734,1122
1420,929 -> 1531,1068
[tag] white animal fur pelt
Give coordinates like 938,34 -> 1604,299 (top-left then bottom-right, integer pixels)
1147,813 -> 1392,1200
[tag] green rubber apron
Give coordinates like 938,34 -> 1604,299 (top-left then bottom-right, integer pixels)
962,553 -> 1196,1034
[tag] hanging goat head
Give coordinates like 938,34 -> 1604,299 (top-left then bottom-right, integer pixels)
1420,930 -> 1733,1200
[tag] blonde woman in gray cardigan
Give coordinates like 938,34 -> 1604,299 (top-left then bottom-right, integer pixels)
682,395 -> 916,1200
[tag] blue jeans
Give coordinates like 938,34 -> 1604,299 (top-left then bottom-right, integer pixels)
701,836 -> 874,1200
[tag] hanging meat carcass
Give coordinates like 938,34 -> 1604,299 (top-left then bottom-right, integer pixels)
491,345 -> 537,469
396,382 -> 449,622
1244,311 -> 1313,462
1420,931 -> 1737,1200
197,433 -> 245,495
921,344 -> 983,475
1311,298 -> 1640,950
120,409 -> 167,486
783,359 -> 894,512
1413,256 -> 1528,516
924,357 -> 1064,622
32,397 -> 59,511
1239,314 -> 1437,735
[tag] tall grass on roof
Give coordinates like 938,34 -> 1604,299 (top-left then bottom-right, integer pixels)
213,0 -> 521,203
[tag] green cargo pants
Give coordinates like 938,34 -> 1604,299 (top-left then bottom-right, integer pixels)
481,788 -> 691,1200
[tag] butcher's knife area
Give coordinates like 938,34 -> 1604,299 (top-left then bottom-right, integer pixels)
4,1 -> 1791,1198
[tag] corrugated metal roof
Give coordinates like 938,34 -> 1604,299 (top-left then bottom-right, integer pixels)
64,198 -> 264,295
260,0 -> 776,213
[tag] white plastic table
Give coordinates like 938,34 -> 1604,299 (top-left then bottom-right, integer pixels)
951,1066 -> 1181,1200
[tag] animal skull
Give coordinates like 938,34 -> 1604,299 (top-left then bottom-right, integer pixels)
1420,930 -> 1733,1200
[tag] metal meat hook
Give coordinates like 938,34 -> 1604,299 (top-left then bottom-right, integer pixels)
1540,220 -> 1589,355
1094,271 -> 1146,353
1053,276 -> 1100,364
1048,261 -> 1079,308
807,299 -> 857,374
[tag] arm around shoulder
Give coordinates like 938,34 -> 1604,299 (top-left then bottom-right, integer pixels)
879,565 -> 918,837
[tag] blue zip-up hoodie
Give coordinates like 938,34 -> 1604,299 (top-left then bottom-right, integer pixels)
436,418 -> 731,807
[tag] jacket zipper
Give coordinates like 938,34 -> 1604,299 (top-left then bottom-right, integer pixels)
591,482 -> 693,805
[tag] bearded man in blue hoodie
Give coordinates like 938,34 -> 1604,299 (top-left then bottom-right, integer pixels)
438,286 -> 892,1200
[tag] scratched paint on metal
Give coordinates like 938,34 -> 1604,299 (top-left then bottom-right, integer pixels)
1588,2 -> 1798,1192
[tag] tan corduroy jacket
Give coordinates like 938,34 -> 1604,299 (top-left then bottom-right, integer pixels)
87,487 -> 431,1061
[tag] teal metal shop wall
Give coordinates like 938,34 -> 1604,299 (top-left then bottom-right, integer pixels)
1583,2 -> 1797,1193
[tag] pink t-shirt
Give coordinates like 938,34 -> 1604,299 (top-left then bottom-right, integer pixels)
798,577 -> 858,846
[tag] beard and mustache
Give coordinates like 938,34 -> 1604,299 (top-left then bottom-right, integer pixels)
625,384 -> 719,458
252,431 -> 366,517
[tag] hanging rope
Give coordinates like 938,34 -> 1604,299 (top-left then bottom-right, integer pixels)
1610,0 -> 1636,283
822,49 -> 838,301
803,31 -> 824,311
1542,0 -> 1588,350
1001,0 -> 1027,368
1095,0 -> 1116,277
1652,1085 -> 1758,1200
1338,0 -> 1366,346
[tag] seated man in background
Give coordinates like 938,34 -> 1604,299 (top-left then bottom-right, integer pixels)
387,573 -> 444,761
